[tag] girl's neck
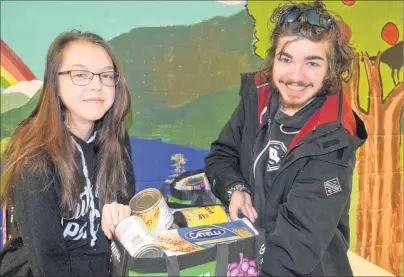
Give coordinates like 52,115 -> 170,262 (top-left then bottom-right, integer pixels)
66,118 -> 95,141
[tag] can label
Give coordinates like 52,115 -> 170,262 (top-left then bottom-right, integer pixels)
114,216 -> 163,258
174,173 -> 211,190
177,205 -> 228,227
130,188 -> 174,231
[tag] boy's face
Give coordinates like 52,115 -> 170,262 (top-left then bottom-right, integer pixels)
272,36 -> 329,115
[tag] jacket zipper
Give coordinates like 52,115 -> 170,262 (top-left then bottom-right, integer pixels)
252,119 -> 272,228
272,124 -> 343,202
253,119 -> 272,179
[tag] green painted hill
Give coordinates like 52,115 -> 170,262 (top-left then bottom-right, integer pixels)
147,85 -> 241,147
1,92 -> 39,138
1,10 -> 261,148
108,9 -> 261,145
1,92 -> 30,114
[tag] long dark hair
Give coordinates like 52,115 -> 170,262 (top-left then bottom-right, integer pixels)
261,0 -> 354,95
1,31 -> 132,216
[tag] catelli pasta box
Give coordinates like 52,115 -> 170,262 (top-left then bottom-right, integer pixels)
111,218 -> 266,276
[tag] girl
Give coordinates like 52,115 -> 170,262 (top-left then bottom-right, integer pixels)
0,31 -> 135,276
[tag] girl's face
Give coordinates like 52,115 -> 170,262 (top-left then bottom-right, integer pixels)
58,41 -> 117,134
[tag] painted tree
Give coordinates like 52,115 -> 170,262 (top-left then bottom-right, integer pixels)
343,50 -> 403,275
247,0 -> 403,275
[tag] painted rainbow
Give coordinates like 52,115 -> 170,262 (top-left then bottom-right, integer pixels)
1,40 -> 36,89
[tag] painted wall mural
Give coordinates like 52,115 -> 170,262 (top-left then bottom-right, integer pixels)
0,0 -> 402,275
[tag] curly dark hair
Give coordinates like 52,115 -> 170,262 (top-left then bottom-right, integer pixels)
261,0 -> 354,95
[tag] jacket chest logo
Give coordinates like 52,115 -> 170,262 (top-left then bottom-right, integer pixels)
267,140 -> 287,172
324,178 -> 341,196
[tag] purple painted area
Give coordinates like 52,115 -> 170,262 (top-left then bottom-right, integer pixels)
0,162 -> 4,250
0,206 -> 4,249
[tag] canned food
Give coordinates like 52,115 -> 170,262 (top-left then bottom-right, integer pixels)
174,173 -> 211,190
173,205 -> 229,228
114,215 -> 164,258
129,188 -> 174,231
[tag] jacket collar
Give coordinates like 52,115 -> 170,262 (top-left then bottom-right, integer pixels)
254,71 -> 357,150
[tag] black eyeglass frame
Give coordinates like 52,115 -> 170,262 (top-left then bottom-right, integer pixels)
58,70 -> 121,87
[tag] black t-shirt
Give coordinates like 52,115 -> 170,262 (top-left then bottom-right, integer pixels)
264,95 -> 326,195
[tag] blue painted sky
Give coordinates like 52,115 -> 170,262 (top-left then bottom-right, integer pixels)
1,1 -> 245,80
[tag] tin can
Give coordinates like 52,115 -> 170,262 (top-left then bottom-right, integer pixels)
174,173 -> 211,191
129,188 -> 174,231
114,215 -> 164,258
173,205 -> 229,228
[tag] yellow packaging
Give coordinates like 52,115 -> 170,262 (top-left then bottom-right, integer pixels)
173,205 -> 229,227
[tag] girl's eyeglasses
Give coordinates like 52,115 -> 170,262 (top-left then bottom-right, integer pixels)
58,70 -> 120,87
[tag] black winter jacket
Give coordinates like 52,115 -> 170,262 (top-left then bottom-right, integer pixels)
205,72 -> 367,276
0,130 -> 136,277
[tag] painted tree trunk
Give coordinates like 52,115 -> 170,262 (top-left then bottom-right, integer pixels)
343,52 -> 403,276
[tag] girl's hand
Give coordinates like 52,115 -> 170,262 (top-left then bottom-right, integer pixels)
101,202 -> 131,240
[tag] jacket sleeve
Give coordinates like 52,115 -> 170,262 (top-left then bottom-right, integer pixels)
261,149 -> 355,276
204,96 -> 250,203
13,168 -> 74,276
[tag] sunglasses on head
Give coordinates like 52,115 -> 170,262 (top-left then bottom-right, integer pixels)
277,7 -> 333,29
